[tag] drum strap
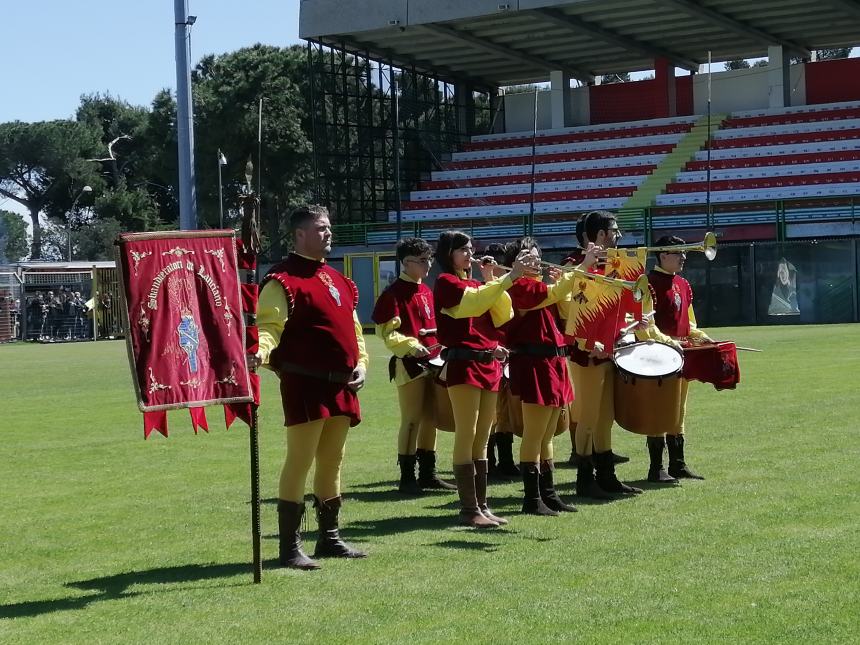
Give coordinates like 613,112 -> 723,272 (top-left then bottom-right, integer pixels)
443,347 -> 496,364
512,344 -> 568,358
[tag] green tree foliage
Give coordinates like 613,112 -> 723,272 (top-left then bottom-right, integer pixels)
0,209 -> 29,262
0,120 -> 102,259
192,44 -> 313,256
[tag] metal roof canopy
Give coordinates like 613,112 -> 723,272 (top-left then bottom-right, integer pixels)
300,0 -> 860,89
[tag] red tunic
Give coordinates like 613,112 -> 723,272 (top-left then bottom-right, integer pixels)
648,270 -> 693,338
507,278 -> 573,407
434,272 -> 503,391
371,278 -> 440,359
263,253 -> 361,427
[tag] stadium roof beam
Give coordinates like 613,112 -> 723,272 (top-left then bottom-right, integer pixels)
825,0 -> 860,20
418,23 -> 595,84
317,37 -> 498,92
661,0 -> 811,59
529,7 -> 700,72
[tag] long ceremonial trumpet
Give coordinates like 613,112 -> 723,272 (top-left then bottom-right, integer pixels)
479,258 -> 649,303
646,232 -> 718,261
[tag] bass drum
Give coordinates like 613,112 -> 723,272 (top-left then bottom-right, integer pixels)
613,342 -> 684,436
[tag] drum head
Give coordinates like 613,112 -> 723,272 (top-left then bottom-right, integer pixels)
613,342 -> 683,379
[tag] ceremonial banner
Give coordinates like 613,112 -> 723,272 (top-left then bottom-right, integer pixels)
607,247 -> 648,326
564,248 -> 648,351
116,231 -> 254,436
564,272 -> 625,352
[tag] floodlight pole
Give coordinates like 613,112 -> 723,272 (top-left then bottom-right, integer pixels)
706,51 -> 712,230
174,0 -> 198,230
528,88 -> 538,237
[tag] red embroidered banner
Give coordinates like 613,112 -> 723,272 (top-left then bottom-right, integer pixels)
116,231 -> 254,428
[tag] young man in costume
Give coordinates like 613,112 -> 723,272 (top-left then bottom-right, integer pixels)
565,211 -> 643,498
256,205 -> 368,570
372,237 -> 457,494
645,235 -> 711,483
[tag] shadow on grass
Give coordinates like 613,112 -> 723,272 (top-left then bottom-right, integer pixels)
433,539 -> 501,553
0,561 -> 274,620
343,513 -> 459,537
624,479 -> 683,491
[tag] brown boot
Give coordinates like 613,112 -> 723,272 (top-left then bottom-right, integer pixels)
474,459 -> 508,525
539,459 -> 577,512
453,463 -> 499,529
277,500 -> 320,570
313,496 -> 368,559
416,449 -> 456,490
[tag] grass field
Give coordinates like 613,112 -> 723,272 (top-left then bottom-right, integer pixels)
1,325 -> 858,644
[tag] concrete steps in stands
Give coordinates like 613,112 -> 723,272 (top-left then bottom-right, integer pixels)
620,114 -> 727,211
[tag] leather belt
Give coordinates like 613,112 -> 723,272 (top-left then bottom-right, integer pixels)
512,344 -> 568,358
442,347 -> 496,364
279,361 -> 353,384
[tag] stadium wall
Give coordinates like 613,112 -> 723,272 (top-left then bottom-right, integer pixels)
501,59 -> 860,131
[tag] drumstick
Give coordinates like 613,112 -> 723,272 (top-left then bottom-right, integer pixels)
735,346 -> 763,353
683,342 -> 763,353
618,311 -> 654,336
418,328 -> 436,336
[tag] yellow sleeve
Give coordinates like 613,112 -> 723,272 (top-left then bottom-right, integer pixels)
489,291 -> 514,328
375,317 -> 422,358
354,311 -> 369,370
523,270 -> 578,311
257,280 -> 288,369
687,304 -> 711,342
441,274 -> 513,319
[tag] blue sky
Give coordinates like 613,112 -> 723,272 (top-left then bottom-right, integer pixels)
0,0 -> 302,123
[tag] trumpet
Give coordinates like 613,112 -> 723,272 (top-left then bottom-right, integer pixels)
646,232 -> 718,261
478,258 -> 649,303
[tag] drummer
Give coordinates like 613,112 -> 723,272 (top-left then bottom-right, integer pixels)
372,238 -> 457,494
644,236 -> 711,482
560,219 -> 629,470
565,211 -> 643,498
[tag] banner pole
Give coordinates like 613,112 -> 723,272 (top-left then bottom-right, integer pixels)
249,398 -> 262,583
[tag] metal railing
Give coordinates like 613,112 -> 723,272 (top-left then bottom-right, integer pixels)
333,195 -> 859,246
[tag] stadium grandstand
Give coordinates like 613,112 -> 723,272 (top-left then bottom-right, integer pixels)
299,0 -> 860,327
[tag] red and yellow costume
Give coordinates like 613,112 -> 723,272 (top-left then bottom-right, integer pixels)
258,252 -> 368,568
647,267 -> 710,437
373,273 -> 455,492
506,271 -> 578,513
434,270 -> 514,527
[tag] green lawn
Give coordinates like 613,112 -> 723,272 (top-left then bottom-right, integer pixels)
1,325 -> 858,643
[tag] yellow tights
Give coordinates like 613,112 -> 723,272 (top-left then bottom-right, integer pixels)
278,416 -> 351,503
448,384 -> 498,465
396,375 -> 439,454
571,361 -> 615,456
519,403 -> 561,463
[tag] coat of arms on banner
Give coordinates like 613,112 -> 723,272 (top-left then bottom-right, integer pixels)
116,231 -> 254,435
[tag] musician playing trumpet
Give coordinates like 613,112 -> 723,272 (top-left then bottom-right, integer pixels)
433,230 -> 534,528
564,211 -> 645,498
500,237 -> 595,515
372,238 -> 457,495
644,236 -> 711,482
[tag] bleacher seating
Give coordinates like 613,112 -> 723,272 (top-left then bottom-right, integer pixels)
391,116 -> 699,223
387,101 -> 860,235
657,101 -> 860,212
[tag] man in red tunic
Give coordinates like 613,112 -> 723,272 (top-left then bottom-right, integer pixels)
646,235 -> 711,482
372,237 -> 456,494
256,205 -> 369,570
